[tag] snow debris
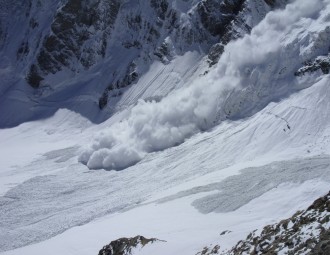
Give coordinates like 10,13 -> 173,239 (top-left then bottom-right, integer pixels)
80,0 -> 330,170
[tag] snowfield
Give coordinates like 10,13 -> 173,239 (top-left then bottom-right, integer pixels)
1,74 -> 330,254
1,0 -> 330,254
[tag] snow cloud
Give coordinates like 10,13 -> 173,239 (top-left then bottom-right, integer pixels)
79,0 -> 330,170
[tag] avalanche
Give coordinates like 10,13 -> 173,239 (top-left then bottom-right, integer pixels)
80,0 -> 330,170
0,0 -> 330,255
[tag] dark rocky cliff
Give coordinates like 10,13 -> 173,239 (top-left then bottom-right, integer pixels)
0,0 -> 287,127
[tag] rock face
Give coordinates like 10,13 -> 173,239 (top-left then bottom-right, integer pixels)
196,245 -> 221,255
205,0 -> 288,66
295,54 -> 330,76
27,0 -> 121,88
197,191 -> 330,255
98,235 -> 162,255
0,0 -> 285,127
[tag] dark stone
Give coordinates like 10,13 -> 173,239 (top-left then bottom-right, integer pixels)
197,0 -> 246,37
26,64 -> 44,88
28,0 -> 121,88
98,235 -> 159,255
221,191 -> 330,255
295,55 -> 330,76
208,43 -> 224,66
264,0 -> 276,7
310,231 -> 330,255
150,0 -> 169,20
17,42 -> 29,59
29,18 -> 38,29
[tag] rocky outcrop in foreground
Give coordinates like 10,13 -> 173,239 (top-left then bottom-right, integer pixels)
98,192 -> 330,255
226,191 -> 330,254
196,191 -> 330,255
98,235 -> 164,255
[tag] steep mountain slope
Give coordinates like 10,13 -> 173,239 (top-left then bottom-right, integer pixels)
0,0 -> 284,127
79,0 -> 330,171
1,0 -> 330,255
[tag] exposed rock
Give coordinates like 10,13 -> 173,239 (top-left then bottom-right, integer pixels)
221,191 -> 330,255
208,43 -> 225,66
197,0 -> 245,37
24,0 -> 285,91
220,230 -> 232,236
96,0 -> 289,108
196,245 -> 221,255
17,41 -> 30,60
26,0 -> 121,88
194,191 -> 330,255
264,0 -> 277,7
98,91 -> 109,110
150,0 -> 169,20
206,0 -> 289,66
26,64 -> 44,88
98,235 -> 163,255
98,62 -> 138,110
295,54 -> 330,76
0,0 -> 292,125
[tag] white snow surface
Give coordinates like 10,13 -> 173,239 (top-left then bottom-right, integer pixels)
2,181 -> 329,255
1,73 -> 330,254
80,0 -> 330,170
1,0 -> 330,254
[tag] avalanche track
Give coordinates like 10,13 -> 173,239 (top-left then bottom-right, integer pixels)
1,0 -> 330,254
1,74 -> 330,254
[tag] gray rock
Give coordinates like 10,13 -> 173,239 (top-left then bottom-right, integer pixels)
98,235 -> 163,255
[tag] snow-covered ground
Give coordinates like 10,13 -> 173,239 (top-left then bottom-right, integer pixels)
1,0 -> 330,254
1,73 -> 330,254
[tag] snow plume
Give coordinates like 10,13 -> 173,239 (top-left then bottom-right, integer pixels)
80,0 -> 330,170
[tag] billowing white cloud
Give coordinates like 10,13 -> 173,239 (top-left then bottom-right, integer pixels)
79,0 -> 330,170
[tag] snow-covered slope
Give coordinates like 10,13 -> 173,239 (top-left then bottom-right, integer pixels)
79,0 -> 330,171
0,0 -> 283,127
1,74 -> 330,254
1,0 -> 330,254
